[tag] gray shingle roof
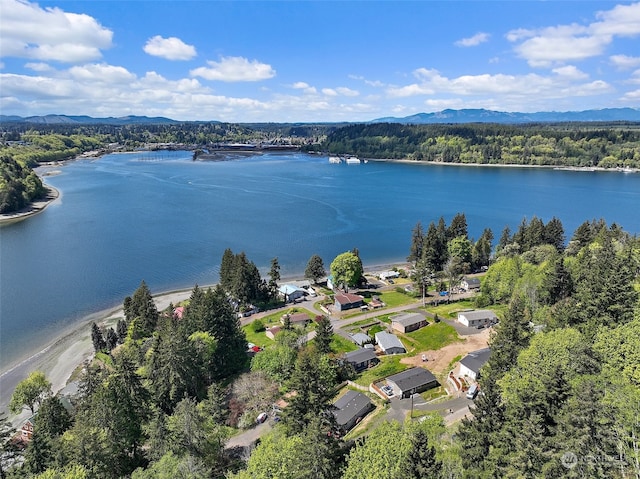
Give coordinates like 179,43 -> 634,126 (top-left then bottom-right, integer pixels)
459,347 -> 491,374
344,348 -> 377,364
387,367 -> 437,393
390,312 -> 425,327
374,331 -> 405,352
333,390 -> 373,427
459,310 -> 497,321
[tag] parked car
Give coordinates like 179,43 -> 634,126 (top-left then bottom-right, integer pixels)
256,412 -> 268,424
466,384 -> 479,399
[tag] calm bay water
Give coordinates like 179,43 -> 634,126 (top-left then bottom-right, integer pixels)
1,151 -> 639,369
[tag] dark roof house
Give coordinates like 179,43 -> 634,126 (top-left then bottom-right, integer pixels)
334,292 -> 365,311
459,347 -> 491,380
343,348 -> 379,372
386,367 -> 438,398
333,390 -> 374,432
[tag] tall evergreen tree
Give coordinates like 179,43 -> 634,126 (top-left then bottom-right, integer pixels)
447,212 -> 468,241
314,315 -> 333,354
544,216 -> 565,251
127,280 -> 159,339
304,254 -> 326,284
407,221 -> 425,264
219,248 -> 235,291
91,322 -> 106,353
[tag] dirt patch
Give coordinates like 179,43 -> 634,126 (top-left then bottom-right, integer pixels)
400,328 -> 491,376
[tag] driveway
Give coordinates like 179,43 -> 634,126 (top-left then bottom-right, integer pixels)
387,394 -> 474,424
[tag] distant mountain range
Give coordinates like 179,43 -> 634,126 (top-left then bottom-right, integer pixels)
372,108 -> 640,124
0,114 -> 178,125
1,108 -> 639,125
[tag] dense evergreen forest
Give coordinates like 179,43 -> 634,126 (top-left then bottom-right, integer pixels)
2,214 -> 639,479
321,122 -> 640,167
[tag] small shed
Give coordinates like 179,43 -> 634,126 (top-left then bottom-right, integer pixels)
457,310 -> 498,328
265,326 -> 282,340
459,347 -> 491,380
391,312 -> 428,333
386,367 -> 438,398
333,390 -> 374,432
343,348 -> 379,372
374,331 -> 406,355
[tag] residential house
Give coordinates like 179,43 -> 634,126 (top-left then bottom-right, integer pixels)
386,367 -> 438,398
369,296 -> 385,309
278,284 -> 306,303
374,331 -> 406,355
379,271 -> 400,281
173,306 -> 185,320
460,277 -> 481,292
281,312 -> 311,327
459,347 -> 491,380
343,348 -> 379,372
21,416 -> 35,442
391,312 -> 428,333
334,292 -> 365,311
457,310 -> 498,328
333,390 -> 374,433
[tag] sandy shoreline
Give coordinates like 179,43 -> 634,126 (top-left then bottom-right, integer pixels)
0,185 -> 60,225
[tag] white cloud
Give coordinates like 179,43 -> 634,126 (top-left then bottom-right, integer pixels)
322,88 -> 338,96
291,81 -> 317,94
25,62 -> 53,72
610,54 -> 640,70
0,0 -> 112,63
69,63 -> 135,83
143,36 -> 196,61
507,2 -> 640,67
386,67 -> 612,105
455,32 -> 490,47
336,87 -> 359,97
621,89 -> 640,101
552,65 -> 589,80
190,56 -> 275,82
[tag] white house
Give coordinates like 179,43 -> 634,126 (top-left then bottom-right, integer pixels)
459,348 -> 491,380
457,310 -> 498,328
460,277 -> 481,291
379,271 -> 400,281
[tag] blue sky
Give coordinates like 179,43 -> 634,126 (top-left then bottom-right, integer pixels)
1,0 -> 639,122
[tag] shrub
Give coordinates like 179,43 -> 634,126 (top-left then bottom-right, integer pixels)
251,318 -> 265,333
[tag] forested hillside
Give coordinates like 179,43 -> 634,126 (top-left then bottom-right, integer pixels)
322,122 -> 640,167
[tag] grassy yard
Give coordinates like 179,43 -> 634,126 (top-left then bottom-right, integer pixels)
354,356 -> 408,386
399,321 -> 461,355
329,334 -> 358,354
375,290 -> 418,308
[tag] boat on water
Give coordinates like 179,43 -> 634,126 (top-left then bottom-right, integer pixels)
329,156 -> 342,164
345,156 -> 362,164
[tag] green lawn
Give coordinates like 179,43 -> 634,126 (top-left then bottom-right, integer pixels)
426,299 -> 508,321
375,290 -> 418,308
354,356 -> 408,386
399,321 -> 461,355
329,334 -> 358,354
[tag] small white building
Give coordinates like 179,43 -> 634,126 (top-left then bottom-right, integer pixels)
457,310 -> 498,328
379,271 -> 400,281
